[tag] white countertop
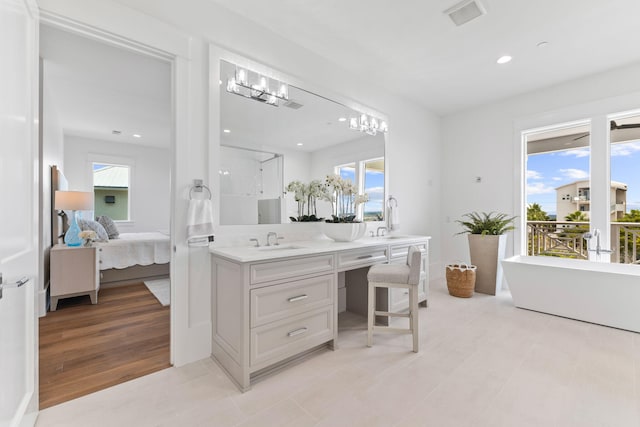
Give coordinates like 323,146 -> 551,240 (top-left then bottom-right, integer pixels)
209,235 -> 431,263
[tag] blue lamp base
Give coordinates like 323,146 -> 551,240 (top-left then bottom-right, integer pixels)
65,210 -> 83,247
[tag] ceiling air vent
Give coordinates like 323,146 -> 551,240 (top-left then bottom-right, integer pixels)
444,0 -> 486,26
283,100 -> 303,110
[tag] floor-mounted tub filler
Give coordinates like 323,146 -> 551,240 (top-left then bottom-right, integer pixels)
502,255 -> 640,333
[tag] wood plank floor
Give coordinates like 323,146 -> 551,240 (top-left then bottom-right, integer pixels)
39,283 -> 170,409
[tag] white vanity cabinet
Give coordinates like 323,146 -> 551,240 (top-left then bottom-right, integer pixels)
211,253 -> 336,391
210,235 -> 430,391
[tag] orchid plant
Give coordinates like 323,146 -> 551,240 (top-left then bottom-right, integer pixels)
286,179 -> 330,222
324,174 -> 368,223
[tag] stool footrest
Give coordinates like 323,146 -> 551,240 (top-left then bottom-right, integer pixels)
372,326 -> 412,334
374,310 -> 410,318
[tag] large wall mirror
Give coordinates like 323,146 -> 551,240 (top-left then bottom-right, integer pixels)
219,59 -> 386,225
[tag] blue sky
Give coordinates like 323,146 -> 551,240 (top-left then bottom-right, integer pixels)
338,167 -> 384,214
527,141 -> 640,216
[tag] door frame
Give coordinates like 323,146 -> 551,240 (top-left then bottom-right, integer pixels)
38,11 -> 186,367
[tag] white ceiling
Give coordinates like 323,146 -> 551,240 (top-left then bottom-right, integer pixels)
208,0 -> 640,115
40,25 -> 171,148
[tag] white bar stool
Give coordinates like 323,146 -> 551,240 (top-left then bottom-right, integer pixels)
366,246 -> 424,352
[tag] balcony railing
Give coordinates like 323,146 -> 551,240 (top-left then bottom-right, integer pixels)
527,221 -> 640,264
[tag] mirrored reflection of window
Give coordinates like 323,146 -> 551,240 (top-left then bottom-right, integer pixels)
93,163 -> 130,221
363,158 -> 384,221
337,163 -> 356,183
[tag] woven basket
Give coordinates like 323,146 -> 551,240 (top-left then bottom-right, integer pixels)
445,263 -> 477,298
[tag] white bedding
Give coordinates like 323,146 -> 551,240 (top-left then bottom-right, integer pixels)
95,232 -> 170,270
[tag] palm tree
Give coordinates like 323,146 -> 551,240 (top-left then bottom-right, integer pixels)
527,203 -> 550,221
564,211 -> 588,222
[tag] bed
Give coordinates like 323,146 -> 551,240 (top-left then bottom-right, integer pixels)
51,165 -> 170,287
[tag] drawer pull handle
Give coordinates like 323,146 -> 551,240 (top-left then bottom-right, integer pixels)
288,294 -> 308,303
357,254 -> 373,259
287,327 -> 308,337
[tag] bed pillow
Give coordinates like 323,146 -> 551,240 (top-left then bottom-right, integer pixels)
77,218 -> 109,241
97,215 -> 119,239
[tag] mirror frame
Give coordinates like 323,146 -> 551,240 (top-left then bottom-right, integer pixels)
209,45 -> 389,231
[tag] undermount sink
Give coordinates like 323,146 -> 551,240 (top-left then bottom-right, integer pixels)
381,235 -> 409,240
255,244 -> 305,251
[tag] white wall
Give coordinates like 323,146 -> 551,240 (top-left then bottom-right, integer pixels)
441,61 -> 640,267
63,135 -> 170,233
38,0 -> 442,366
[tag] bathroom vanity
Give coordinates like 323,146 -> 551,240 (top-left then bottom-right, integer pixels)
210,235 -> 430,391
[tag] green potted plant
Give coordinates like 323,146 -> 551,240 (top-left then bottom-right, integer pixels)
456,211 -> 515,295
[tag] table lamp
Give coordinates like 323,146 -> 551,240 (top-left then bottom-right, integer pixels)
54,191 -> 94,247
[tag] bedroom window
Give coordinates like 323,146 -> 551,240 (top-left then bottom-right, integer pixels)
93,163 -> 130,221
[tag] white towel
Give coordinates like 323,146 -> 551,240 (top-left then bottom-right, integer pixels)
389,206 -> 400,230
187,199 -> 215,247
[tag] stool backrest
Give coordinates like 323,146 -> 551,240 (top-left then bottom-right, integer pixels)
407,246 -> 424,285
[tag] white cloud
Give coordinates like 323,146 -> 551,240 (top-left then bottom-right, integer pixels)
552,177 -> 562,181
527,182 -> 555,195
559,168 -> 589,179
611,141 -> 640,157
365,186 -> 384,195
559,148 -> 590,158
527,170 -> 542,180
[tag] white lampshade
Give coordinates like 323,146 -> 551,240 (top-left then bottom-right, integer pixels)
55,191 -> 94,211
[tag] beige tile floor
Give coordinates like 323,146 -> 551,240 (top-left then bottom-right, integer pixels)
37,280 -> 640,427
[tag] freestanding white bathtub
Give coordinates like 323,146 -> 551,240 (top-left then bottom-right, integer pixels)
502,255 -> 640,333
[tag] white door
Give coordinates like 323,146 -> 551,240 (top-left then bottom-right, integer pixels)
0,0 -> 40,426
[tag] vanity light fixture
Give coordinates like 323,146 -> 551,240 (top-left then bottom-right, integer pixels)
348,113 -> 388,136
226,64 -> 289,107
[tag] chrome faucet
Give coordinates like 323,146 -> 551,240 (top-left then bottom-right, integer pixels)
249,238 -> 260,247
266,232 -> 278,246
583,229 -> 612,256
376,226 -> 387,237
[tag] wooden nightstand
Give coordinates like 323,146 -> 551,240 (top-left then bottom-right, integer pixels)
50,244 -> 100,311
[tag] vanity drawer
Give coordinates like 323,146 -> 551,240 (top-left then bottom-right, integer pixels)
389,242 -> 428,260
337,246 -> 388,270
250,254 -> 334,285
250,274 -> 334,327
250,306 -> 333,369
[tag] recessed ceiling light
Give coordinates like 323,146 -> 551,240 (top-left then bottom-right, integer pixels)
338,117 -> 347,122
537,41 -> 549,48
133,134 -> 141,138
297,143 -> 303,146
223,129 -> 231,133
496,55 -> 512,64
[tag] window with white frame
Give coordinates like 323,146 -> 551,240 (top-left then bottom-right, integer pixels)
92,162 -> 130,221
334,157 -> 385,222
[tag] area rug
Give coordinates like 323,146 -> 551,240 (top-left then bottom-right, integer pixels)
143,278 -> 170,306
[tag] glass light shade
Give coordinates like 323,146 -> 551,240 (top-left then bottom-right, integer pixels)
237,68 -> 248,85
278,84 -> 288,100
349,117 -> 359,130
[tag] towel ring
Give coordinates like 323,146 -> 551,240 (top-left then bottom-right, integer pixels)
189,184 -> 212,200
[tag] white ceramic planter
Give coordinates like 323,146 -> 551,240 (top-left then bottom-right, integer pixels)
322,222 -> 366,242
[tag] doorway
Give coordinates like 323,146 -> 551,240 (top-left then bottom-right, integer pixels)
38,23 -> 174,408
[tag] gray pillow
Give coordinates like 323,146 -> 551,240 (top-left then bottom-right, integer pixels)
97,215 -> 119,239
77,219 -> 109,241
